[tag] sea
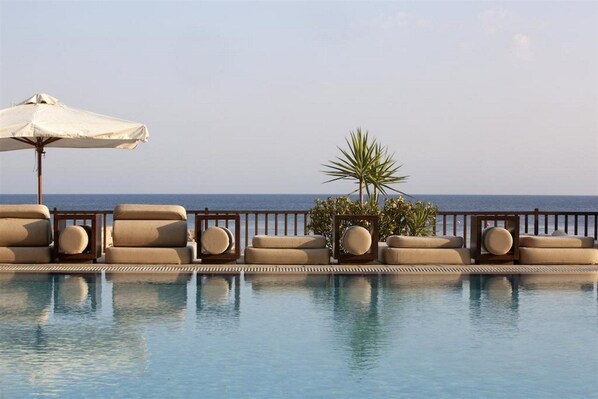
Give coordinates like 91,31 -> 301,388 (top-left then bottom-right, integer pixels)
0,193 -> 596,212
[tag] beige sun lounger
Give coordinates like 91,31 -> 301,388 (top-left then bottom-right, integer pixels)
244,235 -> 330,265
105,204 -> 194,264
519,235 -> 598,265
0,204 -> 53,263
381,235 -> 471,265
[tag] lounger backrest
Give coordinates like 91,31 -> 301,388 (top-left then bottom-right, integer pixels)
386,235 -> 464,248
0,205 -> 52,246
113,204 -> 187,220
111,204 -> 188,247
252,235 -> 326,249
519,235 -> 594,248
0,204 -> 50,219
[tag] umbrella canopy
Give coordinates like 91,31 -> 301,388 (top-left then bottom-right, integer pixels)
0,93 -> 149,203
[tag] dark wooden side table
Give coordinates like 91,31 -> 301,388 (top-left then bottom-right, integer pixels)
470,215 -> 520,264
53,213 -> 102,263
195,213 -> 241,263
333,215 -> 379,264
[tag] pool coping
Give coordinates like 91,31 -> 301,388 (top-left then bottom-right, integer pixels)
2,263 -> 598,275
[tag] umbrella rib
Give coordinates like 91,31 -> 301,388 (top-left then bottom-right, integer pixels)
11,137 -> 36,146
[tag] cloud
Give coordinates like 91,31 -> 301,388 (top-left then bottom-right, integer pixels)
477,8 -> 509,35
475,9 -> 535,61
361,11 -> 432,31
513,33 -> 531,49
512,33 -> 533,60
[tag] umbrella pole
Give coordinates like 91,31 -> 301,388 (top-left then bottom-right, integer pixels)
35,139 -> 43,205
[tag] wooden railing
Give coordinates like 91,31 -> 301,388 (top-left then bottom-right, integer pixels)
51,208 -> 598,254
51,208 -> 310,253
435,209 -> 598,245
193,209 -> 308,252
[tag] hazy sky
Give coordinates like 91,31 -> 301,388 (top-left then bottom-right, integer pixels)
1,1 -> 597,195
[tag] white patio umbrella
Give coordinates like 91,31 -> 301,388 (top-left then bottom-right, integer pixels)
0,93 -> 149,204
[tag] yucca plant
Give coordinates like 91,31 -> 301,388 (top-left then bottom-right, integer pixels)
322,128 -> 408,204
322,128 -> 379,204
404,201 -> 438,236
368,142 -> 408,203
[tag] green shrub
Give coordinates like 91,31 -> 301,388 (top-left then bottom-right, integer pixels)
307,196 -> 379,249
380,197 -> 437,238
307,196 -> 438,248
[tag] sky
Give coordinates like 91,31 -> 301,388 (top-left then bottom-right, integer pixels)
0,1 -> 597,195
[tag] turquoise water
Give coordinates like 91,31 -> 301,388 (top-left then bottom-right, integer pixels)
1,272 -> 598,398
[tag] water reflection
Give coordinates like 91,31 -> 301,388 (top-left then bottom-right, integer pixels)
246,273 -> 333,304
0,273 -> 147,396
333,275 -> 384,371
107,272 -> 191,322
382,273 -> 464,291
0,273 -> 52,325
197,275 -> 240,326
53,274 -> 101,315
469,275 -> 519,333
519,273 -> 598,292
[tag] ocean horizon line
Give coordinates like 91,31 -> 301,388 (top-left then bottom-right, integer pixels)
2,193 -> 597,198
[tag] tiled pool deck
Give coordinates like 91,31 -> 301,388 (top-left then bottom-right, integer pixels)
1,263 -> 598,275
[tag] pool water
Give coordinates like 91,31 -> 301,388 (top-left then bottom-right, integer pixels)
1,272 -> 597,398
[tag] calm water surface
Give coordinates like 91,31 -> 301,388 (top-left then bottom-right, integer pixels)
1,194 -> 597,211
1,272 -> 597,398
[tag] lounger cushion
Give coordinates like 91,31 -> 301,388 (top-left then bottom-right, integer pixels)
113,204 -> 187,221
59,225 -> 89,254
0,204 -> 50,219
519,235 -> 594,248
244,247 -> 330,264
383,248 -> 471,265
386,235 -> 463,248
519,248 -> 598,265
342,226 -> 371,255
112,220 -> 188,247
483,227 -> 513,255
0,219 -> 52,246
105,245 -> 194,264
0,246 -> 52,263
201,227 -> 231,255
252,235 -> 326,249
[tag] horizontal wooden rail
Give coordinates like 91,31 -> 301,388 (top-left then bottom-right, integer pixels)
51,208 -> 597,254
435,209 -> 598,244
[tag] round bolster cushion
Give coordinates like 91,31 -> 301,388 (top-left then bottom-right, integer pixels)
201,227 -> 233,255
59,225 -> 89,254
222,227 -> 234,252
483,227 -> 513,255
342,226 -> 372,256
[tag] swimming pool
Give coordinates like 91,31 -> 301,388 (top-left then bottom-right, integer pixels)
1,272 -> 597,398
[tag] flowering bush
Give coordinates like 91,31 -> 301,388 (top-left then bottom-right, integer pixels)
307,196 -> 438,249
381,197 -> 437,237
